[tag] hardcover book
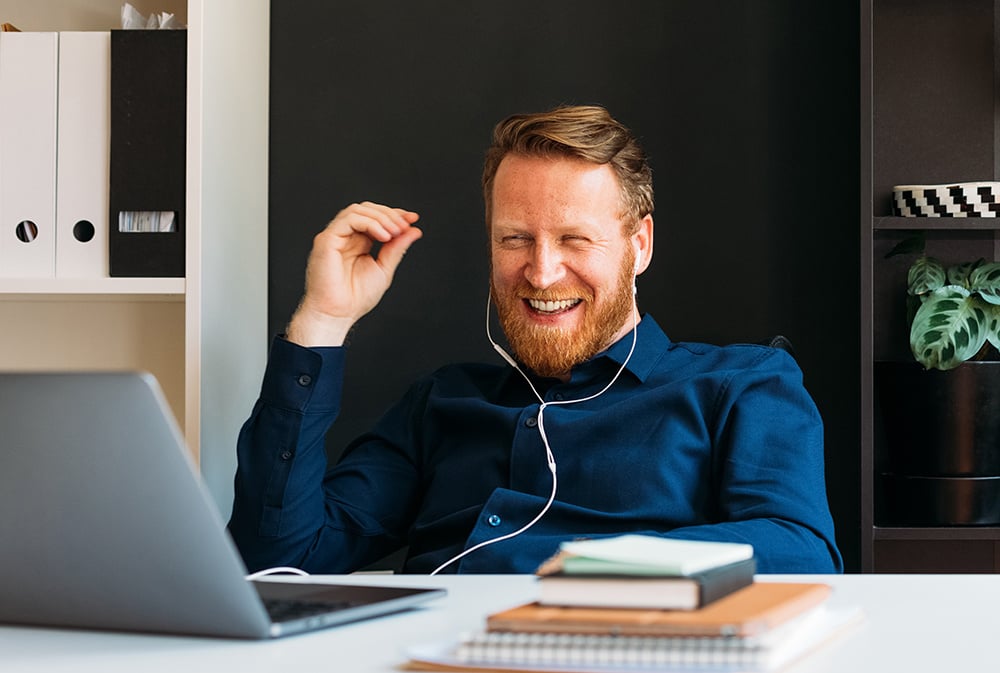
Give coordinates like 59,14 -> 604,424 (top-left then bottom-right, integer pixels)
537,556 -> 756,610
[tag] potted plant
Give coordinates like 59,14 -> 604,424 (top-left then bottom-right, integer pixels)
906,255 -> 1000,369
877,250 -> 1000,525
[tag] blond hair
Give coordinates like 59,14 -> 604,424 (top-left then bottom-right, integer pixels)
482,105 -> 654,233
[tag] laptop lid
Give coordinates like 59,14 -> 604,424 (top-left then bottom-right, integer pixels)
0,371 -> 443,639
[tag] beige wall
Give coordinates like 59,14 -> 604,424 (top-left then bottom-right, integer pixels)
2,0 -> 187,31
0,300 -> 186,427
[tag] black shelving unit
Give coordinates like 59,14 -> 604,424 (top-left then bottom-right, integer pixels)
862,0 -> 1000,572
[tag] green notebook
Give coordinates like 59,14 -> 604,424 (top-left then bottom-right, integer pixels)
537,534 -> 755,577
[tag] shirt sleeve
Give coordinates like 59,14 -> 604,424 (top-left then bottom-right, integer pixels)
226,336 -> 419,573
663,348 -> 843,573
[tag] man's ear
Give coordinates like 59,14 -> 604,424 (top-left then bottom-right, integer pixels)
632,213 -> 654,275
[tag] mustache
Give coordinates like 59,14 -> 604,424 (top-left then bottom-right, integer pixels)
496,282 -> 595,304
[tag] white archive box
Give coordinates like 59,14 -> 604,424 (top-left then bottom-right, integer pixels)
56,31 -> 111,279
0,31 -> 58,278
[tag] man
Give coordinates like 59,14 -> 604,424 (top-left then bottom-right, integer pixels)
229,105 -> 842,574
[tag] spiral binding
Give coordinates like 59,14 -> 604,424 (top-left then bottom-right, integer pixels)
453,630 -> 771,668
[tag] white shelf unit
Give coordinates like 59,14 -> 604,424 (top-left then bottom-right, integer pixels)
0,278 -> 185,295
0,0 -> 269,516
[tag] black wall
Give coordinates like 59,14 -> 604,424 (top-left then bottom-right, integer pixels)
269,1 -> 861,570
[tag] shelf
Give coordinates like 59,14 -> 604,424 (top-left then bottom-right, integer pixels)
875,527 -> 1000,541
3,0 -> 268,519
862,0 -> 1000,572
0,277 -> 185,298
874,216 -> 1000,231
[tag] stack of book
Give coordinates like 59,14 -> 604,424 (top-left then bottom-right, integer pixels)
534,535 -> 757,611
407,536 -> 863,672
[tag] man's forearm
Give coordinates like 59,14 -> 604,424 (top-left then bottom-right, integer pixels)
227,338 -> 346,572
660,519 -> 842,573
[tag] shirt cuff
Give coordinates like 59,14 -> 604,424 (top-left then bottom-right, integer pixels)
258,335 -> 345,413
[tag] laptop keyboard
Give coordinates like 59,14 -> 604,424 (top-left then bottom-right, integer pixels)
263,598 -> 356,622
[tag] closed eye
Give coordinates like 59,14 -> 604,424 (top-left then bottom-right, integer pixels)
560,234 -> 594,248
498,234 -> 533,248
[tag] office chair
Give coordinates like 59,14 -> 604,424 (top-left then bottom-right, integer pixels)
760,335 -> 796,360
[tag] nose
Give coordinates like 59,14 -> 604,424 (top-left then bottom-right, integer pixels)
524,242 -> 565,289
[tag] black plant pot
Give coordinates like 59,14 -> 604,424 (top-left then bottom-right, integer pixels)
875,361 -> 1000,525
881,474 -> 1000,526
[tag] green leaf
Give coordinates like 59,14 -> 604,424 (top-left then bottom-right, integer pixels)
985,303 -> 1000,352
969,261 -> 1000,305
909,286 -> 989,370
947,259 -> 984,287
907,256 -> 946,296
884,231 -> 926,258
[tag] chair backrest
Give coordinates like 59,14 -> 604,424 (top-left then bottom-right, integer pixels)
760,334 -> 796,360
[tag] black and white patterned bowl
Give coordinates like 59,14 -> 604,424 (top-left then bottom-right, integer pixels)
893,182 -> 1000,217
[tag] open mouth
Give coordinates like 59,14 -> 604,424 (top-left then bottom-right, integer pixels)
524,298 -> 582,315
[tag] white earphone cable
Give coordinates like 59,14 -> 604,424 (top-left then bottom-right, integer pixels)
428,271 -> 639,575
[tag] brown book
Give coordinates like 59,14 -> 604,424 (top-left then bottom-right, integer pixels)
487,581 -> 831,638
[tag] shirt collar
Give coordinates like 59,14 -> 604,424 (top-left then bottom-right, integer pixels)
589,313 -> 669,384
495,313 -> 670,394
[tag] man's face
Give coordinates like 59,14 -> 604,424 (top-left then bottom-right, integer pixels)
489,154 -> 650,379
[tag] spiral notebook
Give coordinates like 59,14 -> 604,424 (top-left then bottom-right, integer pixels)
405,604 -> 864,673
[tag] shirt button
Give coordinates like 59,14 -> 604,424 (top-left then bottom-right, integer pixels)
487,514 -> 502,527
525,417 -> 537,428
297,374 -> 312,387
553,393 -> 565,401
280,450 -> 293,461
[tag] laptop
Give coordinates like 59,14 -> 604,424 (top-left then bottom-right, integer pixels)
0,371 -> 445,639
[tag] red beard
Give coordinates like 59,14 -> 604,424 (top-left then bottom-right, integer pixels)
491,251 -> 635,379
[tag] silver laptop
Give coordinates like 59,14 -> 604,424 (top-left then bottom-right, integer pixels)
0,371 -> 444,639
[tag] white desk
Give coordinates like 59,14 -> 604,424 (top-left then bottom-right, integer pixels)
0,573 -> 994,673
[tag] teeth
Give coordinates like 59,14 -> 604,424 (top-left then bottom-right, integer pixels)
527,298 -> 579,313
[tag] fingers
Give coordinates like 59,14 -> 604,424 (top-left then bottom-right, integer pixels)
329,201 -> 420,244
288,202 -> 421,347
375,225 -> 423,280
307,200 -> 423,306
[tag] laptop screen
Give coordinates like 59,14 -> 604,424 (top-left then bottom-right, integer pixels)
0,371 -> 443,639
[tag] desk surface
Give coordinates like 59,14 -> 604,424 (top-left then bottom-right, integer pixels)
0,572 -> 995,672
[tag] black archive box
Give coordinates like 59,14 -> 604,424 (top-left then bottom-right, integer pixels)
108,29 -> 186,277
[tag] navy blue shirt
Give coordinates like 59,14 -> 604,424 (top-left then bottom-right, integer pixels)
228,316 -> 842,574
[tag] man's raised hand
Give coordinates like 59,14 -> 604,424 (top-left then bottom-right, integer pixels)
286,202 -> 422,346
